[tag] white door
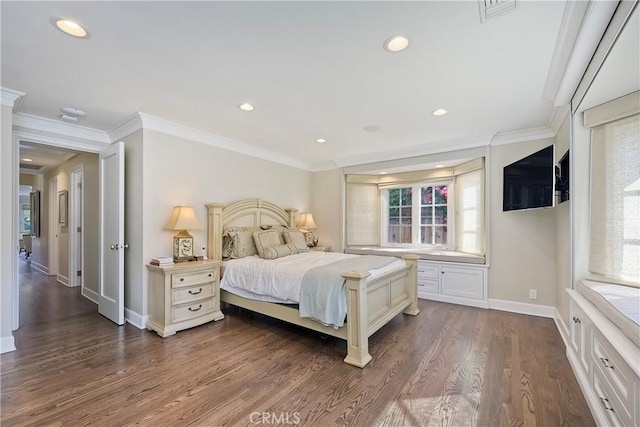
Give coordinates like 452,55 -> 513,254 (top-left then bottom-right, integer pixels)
99,141 -> 125,325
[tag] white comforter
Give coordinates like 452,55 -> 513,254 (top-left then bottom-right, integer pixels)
221,251 -> 405,304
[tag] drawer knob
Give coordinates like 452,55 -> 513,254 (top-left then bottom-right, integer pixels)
572,316 -> 581,323
180,278 -> 184,282
599,357 -> 614,370
208,273 -> 212,277
600,397 -> 614,412
188,288 -> 203,295
188,304 -> 203,312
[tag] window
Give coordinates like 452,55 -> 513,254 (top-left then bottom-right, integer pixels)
583,91 -> 640,286
589,112 -> 640,285
384,182 -> 451,247
344,156 -> 485,255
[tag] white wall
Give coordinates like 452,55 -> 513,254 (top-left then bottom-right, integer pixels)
1,103 -> 15,351
311,169 -> 342,251
489,138 -> 557,306
119,128 -> 313,321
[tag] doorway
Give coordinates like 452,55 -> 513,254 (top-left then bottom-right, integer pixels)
69,166 -> 84,289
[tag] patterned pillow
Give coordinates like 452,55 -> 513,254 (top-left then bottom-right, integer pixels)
262,243 -> 298,260
253,229 -> 282,258
224,227 -> 259,259
282,230 -> 309,253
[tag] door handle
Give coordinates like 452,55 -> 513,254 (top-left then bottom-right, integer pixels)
110,244 -> 116,250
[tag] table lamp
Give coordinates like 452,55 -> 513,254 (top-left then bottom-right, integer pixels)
296,212 -> 318,247
163,206 -> 202,262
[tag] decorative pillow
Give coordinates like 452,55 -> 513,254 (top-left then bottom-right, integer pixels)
282,230 -> 309,252
253,229 -> 282,258
262,243 -> 298,260
224,227 -> 259,259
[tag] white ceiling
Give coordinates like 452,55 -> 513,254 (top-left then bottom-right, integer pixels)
19,141 -> 79,174
2,1 -> 567,170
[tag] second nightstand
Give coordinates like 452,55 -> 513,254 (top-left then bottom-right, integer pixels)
310,246 -> 331,252
147,259 -> 223,337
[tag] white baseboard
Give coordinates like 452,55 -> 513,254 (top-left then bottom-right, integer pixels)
57,274 -> 70,286
30,261 -> 48,275
0,335 -> 16,354
419,293 -> 489,309
554,308 -> 570,349
125,308 -> 148,330
488,298 -> 555,318
81,287 -> 99,304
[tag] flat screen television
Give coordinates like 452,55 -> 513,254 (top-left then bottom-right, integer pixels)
503,144 -> 555,211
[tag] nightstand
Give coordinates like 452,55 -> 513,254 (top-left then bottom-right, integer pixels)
146,260 -> 223,337
310,246 -> 331,252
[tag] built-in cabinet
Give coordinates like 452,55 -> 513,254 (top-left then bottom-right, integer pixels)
417,260 -> 488,308
567,289 -> 639,427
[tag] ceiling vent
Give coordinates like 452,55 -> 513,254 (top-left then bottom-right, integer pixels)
479,0 -> 516,23
20,163 -> 44,171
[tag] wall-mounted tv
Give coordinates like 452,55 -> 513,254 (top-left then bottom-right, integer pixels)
503,145 -> 555,211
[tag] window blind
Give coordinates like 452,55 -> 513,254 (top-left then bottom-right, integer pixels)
455,169 -> 484,254
345,182 -> 380,246
588,108 -> 640,286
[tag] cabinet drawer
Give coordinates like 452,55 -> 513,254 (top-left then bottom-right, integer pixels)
593,366 -> 632,427
172,269 -> 216,288
592,328 -> 634,405
418,279 -> 439,293
417,263 -> 439,280
172,283 -> 215,306
172,298 -> 214,323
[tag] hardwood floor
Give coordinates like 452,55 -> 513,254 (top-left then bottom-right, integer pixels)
1,272 -> 594,427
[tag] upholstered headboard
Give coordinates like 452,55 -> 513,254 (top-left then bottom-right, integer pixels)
205,199 -> 297,260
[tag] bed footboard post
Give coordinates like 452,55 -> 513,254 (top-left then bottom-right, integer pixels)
403,254 -> 420,316
342,270 -> 373,368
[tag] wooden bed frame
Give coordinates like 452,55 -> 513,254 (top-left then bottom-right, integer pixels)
205,199 -> 419,368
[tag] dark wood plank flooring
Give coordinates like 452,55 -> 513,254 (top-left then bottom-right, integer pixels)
1,264 -> 594,426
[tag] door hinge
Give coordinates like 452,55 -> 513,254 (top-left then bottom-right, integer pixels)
77,226 -> 81,232
78,183 -> 82,189
77,270 -> 82,277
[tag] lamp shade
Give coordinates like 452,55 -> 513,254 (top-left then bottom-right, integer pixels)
163,206 -> 202,231
296,212 -> 317,230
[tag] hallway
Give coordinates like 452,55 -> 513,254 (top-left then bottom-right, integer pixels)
18,256 -> 97,327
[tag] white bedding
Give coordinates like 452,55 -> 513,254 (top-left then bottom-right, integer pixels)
221,251 -> 406,304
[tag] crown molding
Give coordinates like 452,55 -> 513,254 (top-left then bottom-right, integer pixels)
548,105 -> 569,134
330,134 -> 494,170
490,126 -> 555,146
108,114 -> 143,141
137,112 -> 311,171
1,87 -> 26,111
545,1 -> 618,107
14,130 -> 107,154
13,113 -> 111,144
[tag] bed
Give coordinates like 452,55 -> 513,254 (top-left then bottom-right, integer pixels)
205,199 -> 419,368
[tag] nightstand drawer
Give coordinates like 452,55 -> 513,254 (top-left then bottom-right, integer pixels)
172,269 -> 216,288
172,283 -> 215,305
172,298 -> 214,323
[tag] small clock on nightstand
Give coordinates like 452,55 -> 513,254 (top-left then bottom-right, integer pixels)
310,246 -> 331,252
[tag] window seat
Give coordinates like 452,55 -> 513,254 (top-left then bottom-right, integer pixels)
578,279 -> 640,347
345,246 -> 485,265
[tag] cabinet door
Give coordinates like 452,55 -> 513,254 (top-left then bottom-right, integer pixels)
440,266 -> 483,300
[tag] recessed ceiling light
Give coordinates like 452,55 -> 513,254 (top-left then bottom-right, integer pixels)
54,19 -> 88,38
22,158 -> 33,162
315,138 -> 327,144
363,125 -> 380,132
432,108 -> 448,116
384,36 -> 409,52
435,164 -> 445,168
238,103 -> 255,112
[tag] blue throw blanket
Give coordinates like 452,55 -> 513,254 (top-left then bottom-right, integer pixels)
299,255 -> 398,328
